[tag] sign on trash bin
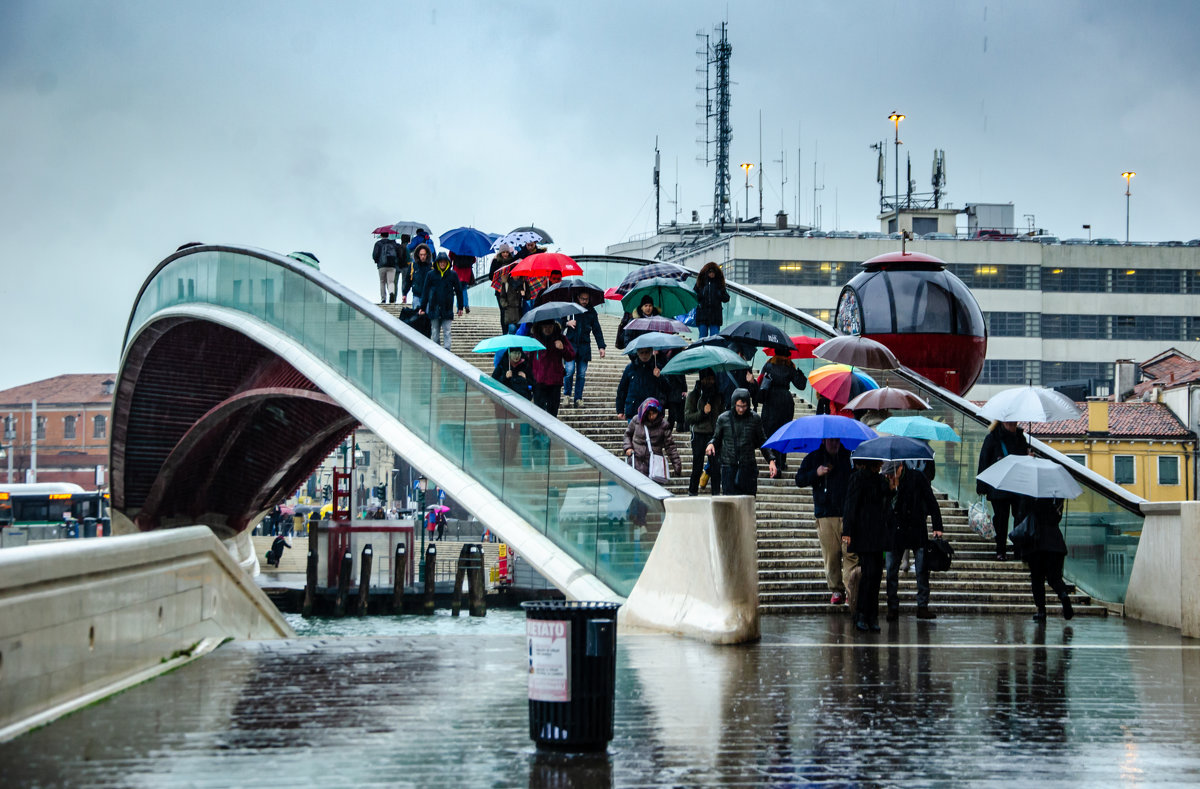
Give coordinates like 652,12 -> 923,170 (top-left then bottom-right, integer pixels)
526,618 -> 571,702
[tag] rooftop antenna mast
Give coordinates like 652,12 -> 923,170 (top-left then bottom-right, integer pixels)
812,143 -> 824,230
774,131 -> 787,215
870,141 -> 885,209
653,137 -> 661,233
697,22 -> 732,228
931,148 -> 946,208
757,110 -> 763,222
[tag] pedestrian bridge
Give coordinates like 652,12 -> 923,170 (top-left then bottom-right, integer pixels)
112,245 -> 1148,605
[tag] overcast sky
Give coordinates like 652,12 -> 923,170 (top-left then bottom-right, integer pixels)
1,1 -> 1197,391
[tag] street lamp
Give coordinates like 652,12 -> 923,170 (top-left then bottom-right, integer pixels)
740,162 -> 753,220
416,475 -> 428,581
888,112 -> 904,214
1122,171 -> 1135,244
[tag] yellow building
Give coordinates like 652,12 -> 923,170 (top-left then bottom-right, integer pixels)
1026,400 -> 1196,502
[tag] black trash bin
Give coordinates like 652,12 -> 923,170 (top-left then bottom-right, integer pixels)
521,600 -> 620,752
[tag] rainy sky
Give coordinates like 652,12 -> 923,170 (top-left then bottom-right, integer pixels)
1,0 -> 1197,390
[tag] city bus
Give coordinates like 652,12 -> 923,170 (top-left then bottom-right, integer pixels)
0,483 -> 110,547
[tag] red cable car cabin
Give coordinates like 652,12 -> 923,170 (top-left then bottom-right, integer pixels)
834,251 -> 987,395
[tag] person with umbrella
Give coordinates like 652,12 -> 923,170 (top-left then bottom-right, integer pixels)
841,457 -> 890,633
705,388 -> 773,496
404,240 -> 434,309
492,347 -> 533,399
616,346 -> 666,419
623,397 -> 682,482
514,237 -> 546,260
684,368 -> 727,496
882,461 -> 943,622
372,231 -> 405,304
529,320 -> 575,417
616,295 -> 661,349
754,349 -> 809,473
495,262 -> 526,335
490,243 -> 517,318
1016,495 -> 1073,622
561,290 -> 606,408
795,437 -> 856,607
693,261 -> 730,337
419,252 -> 464,350
976,420 -> 1033,561
449,252 -> 476,313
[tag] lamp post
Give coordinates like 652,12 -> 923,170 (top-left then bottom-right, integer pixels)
740,162 -> 753,221
416,475 -> 428,581
888,112 -> 904,217
1122,171 -> 1135,244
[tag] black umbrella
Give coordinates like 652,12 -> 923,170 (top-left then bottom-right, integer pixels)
534,278 -> 605,306
518,301 -> 585,324
850,435 -> 934,462
510,225 -> 554,244
614,262 -> 691,295
719,319 -> 797,351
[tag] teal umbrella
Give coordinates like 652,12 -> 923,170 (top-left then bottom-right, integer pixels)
471,335 -> 545,354
875,415 -> 961,442
660,345 -> 751,375
621,277 -> 699,317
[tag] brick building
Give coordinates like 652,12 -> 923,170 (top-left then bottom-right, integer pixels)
0,374 -> 115,489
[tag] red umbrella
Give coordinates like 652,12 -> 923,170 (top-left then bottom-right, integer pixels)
774,336 -> 825,359
604,286 -> 623,301
372,225 -> 395,236
490,261 -> 549,297
510,252 -> 583,278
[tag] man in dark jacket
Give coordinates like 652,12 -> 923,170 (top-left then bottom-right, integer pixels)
884,461 -> 944,621
615,348 -> 665,419
372,232 -> 403,303
684,369 -> 726,495
841,460 -> 890,632
561,291 -> 606,407
705,388 -> 773,496
419,252 -> 463,350
795,437 -> 855,606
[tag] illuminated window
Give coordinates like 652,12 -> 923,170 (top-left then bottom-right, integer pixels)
1158,456 -> 1180,486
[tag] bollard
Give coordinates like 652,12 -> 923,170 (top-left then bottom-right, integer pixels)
356,544 -> 373,616
302,530 -> 320,618
333,549 -> 353,618
392,542 -> 407,613
422,544 -> 437,614
468,544 -> 487,618
451,543 -> 472,617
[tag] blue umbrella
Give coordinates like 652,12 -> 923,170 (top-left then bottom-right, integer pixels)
471,335 -> 545,354
850,435 -> 935,462
763,415 -> 877,454
875,415 -> 961,442
439,227 -> 494,257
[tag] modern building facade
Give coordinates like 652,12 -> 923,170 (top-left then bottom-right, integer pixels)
0,374 -> 114,488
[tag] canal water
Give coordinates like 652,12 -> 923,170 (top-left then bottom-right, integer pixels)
283,608 -> 527,637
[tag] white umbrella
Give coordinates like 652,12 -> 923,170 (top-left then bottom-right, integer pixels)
975,455 -> 1084,499
979,386 -> 1082,422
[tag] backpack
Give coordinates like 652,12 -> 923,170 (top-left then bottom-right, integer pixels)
380,241 -> 398,266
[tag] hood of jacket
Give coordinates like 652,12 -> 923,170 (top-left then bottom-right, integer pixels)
731,387 -> 752,409
696,261 -> 726,288
637,397 -> 663,423
411,243 -> 434,267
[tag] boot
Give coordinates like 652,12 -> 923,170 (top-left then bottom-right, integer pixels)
1032,610 -> 1047,622
916,606 -> 937,620
846,566 -> 862,618
1059,594 -> 1075,620
886,606 -> 899,622
855,614 -> 870,632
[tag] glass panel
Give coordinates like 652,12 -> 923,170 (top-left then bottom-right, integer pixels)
345,308 -> 375,393
431,368 -> 467,469
400,346 -> 433,442
280,267 -> 307,341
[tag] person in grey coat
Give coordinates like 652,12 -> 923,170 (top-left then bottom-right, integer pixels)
705,388 -> 774,496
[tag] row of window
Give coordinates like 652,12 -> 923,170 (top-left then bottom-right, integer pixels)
986,312 -> 1200,341
1066,453 -> 1181,487
738,258 -> 1200,294
3,415 -> 107,441
977,361 -> 1115,387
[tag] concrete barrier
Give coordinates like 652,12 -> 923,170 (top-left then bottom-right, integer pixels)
0,525 -> 294,741
1126,502 -> 1200,639
620,496 -> 759,645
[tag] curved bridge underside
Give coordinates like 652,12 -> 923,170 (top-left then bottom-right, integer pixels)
112,317 -> 357,537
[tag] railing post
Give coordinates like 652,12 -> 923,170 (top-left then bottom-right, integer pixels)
392,541 -> 406,613
422,544 -> 437,614
356,544 -> 373,616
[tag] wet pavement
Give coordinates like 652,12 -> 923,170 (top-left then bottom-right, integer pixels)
2,614 -> 1198,787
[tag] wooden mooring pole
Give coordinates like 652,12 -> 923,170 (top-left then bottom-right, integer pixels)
422,544 -> 437,614
302,527 -> 320,618
356,544 -> 373,616
333,549 -> 353,617
392,541 -> 407,613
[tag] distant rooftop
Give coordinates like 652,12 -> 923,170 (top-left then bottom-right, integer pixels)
1025,402 -> 1194,439
0,374 -> 117,407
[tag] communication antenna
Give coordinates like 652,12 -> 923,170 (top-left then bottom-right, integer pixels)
696,22 -> 732,227
653,137 -> 661,233
774,132 -> 787,215
757,110 -> 763,222
812,144 -> 825,229
870,141 -> 885,208
931,149 -> 947,208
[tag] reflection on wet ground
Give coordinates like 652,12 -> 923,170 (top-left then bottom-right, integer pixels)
2,615 -> 1198,787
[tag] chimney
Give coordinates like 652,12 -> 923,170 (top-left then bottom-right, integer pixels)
101,379 -> 115,396
1114,359 -> 1136,402
1086,396 -> 1109,435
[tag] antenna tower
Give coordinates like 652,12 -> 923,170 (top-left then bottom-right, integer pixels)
696,22 -> 732,227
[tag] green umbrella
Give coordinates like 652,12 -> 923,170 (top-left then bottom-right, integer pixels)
471,335 -> 545,353
621,277 -> 699,317
660,345 -> 751,375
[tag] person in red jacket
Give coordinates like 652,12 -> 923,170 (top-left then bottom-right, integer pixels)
529,320 -> 575,417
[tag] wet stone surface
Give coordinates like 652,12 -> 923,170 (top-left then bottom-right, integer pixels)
2,615 -> 1199,787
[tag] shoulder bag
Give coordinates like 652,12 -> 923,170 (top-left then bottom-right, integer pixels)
645,425 -> 670,483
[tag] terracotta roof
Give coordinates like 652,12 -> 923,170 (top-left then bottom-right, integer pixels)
0,374 -> 116,407
1025,402 -> 1194,439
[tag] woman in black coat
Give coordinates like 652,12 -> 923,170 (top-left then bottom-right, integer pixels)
976,420 -> 1031,560
841,459 -> 890,632
754,352 -> 808,472
1015,496 -> 1073,622
693,261 -> 730,337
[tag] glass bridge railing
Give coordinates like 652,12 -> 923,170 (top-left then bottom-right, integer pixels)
471,254 -> 1148,604
124,246 -> 668,598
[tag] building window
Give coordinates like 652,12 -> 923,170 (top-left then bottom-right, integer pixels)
980,359 -> 1028,385
64,415 -> 76,440
1065,454 -> 1087,468
985,312 -> 1038,337
911,217 -> 938,236
1113,455 -> 1135,485
1158,456 -> 1180,486
1041,361 -> 1113,390
36,416 -> 46,440
3,415 -> 13,440
1042,267 -> 1105,293
94,414 -> 107,439
945,263 -> 1032,290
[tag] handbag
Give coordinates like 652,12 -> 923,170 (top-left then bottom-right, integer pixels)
1009,515 -> 1036,552
925,538 -> 954,572
645,425 -> 670,483
968,501 -> 996,540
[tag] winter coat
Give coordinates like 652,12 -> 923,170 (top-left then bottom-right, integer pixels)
615,306 -> 661,350
421,263 -> 463,320
623,409 -> 682,478
694,263 -> 730,325
684,381 -> 726,436
795,444 -> 854,518
496,277 -> 526,329
615,357 -> 666,418
407,232 -> 435,253
709,391 -> 768,467
888,467 -> 944,551
976,425 -> 1031,498
450,254 -> 476,284
842,468 -> 893,554
373,238 -> 404,269
530,325 -> 575,386
562,308 -> 606,363
492,357 -> 533,399
1014,496 -> 1067,557
514,244 -> 547,260
406,244 -> 434,300
754,359 -> 808,438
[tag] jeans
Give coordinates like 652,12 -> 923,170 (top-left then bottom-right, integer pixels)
697,324 -> 720,338
430,317 -> 452,350
460,285 -> 469,310
563,360 -> 589,400
886,546 -> 930,608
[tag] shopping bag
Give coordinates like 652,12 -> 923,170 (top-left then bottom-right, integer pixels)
969,500 -> 996,541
